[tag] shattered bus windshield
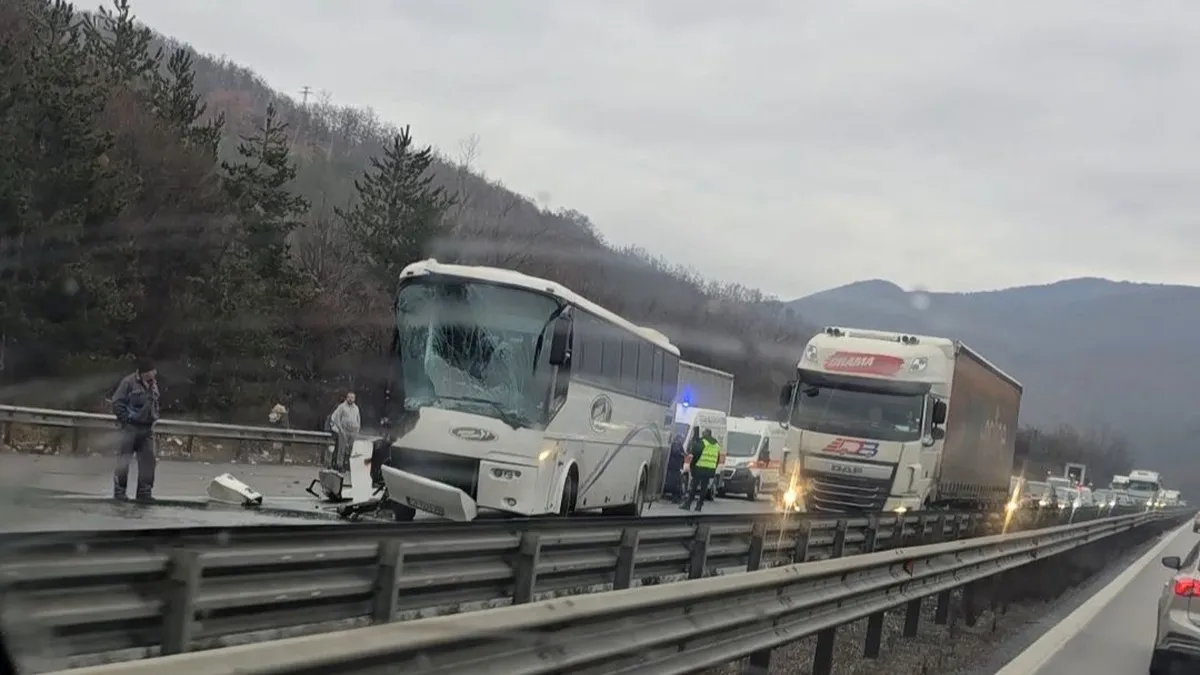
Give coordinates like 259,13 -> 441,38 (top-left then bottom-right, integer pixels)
394,278 -> 562,429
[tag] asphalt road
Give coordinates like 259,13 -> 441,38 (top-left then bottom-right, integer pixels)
0,453 -> 778,530
1001,523 -> 1195,675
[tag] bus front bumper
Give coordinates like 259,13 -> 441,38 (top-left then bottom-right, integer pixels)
380,465 -> 478,522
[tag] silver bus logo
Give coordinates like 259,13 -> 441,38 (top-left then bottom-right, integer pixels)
451,427 -> 496,442
590,395 -> 613,432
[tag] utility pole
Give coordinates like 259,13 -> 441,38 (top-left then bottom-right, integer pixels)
300,85 -> 312,106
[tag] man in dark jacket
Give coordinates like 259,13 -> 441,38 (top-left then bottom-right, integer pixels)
664,434 -> 686,501
109,360 -> 160,501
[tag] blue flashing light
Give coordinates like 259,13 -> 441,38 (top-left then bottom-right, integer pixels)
680,387 -> 695,408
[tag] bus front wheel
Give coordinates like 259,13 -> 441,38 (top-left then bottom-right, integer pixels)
558,470 -> 578,517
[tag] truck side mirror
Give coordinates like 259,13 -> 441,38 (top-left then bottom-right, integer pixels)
548,317 -> 571,366
931,399 -> 948,425
779,381 -> 795,408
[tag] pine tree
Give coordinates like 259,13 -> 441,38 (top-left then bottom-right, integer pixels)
0,0 -> 128,380
153,48 -> 225,155
337,125 -> 456,291
81,0 -> 160,87
222,103 -> 309,280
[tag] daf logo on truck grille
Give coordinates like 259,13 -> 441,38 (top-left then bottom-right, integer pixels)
451,427 -> 496,442
823,437 -> 880,458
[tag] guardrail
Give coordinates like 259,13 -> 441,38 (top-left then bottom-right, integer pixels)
0,404 -> 331,464
0,504 -> 1143,670
37,507 -> 1188,675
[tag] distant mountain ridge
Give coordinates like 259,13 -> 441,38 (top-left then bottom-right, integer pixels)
788,277 -> 1200,489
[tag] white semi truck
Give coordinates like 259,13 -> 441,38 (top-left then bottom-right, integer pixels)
1126,469 -> 1162,507
1159,489 -> 1181,508
777,326 -> 1022,513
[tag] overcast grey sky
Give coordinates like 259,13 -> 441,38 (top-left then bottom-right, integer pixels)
92,0 -> 1200,298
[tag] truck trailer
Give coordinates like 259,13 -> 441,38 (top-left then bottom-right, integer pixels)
778,326 -> 1022,513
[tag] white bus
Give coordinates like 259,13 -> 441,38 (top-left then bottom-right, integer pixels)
378,259 -> 680,521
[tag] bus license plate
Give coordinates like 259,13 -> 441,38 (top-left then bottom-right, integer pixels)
405,496 -> 445,517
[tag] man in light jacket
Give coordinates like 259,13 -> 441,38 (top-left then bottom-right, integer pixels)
328,392 -> 361,472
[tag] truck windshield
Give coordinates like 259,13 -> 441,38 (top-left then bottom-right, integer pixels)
393,277 -> 561,429
791,380 -> 924,443
1128,479 -> 1160,493
725,431 -> 761,457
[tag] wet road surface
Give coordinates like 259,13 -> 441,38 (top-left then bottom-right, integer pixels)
0,453 -> 779,530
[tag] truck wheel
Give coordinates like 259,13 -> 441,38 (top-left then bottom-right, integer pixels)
746,481 -> 758,501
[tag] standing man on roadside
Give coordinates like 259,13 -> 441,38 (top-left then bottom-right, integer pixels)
110,359 -> 160,501
328,391 -> 361,472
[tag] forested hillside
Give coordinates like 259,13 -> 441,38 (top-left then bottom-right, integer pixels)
0,0 -> 813,428
0,0 -> 1130,482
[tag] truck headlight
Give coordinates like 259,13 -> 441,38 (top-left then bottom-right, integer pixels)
783,487 -> 798,508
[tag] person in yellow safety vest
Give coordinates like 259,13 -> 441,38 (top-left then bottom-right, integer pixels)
680,428 -> 721,512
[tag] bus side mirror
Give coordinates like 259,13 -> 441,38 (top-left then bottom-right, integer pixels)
931,399 -> 948,425
778,381 -> 795,409
549,317 -> 571,366
929,427 -> 945,441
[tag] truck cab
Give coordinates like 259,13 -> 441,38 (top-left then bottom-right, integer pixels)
719,416 -> 786,500
1127,469 -> 1163,507
778,326 -> 1019,513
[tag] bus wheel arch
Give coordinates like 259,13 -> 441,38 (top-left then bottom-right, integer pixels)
606,465 -> 648,517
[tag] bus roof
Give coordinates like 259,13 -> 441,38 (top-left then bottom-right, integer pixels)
399,259 -> 680,355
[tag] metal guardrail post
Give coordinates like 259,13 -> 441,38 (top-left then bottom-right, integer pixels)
512,532 -> 542,604
811,519 -> 849,675
890,513 -> 904,549
791,520 -> 811,564
746,522 -> 766,572
901,515 -> 931,638
933,514 -> 964,625
614,528 -> 641,590
372,540 -> 405,623
688,524 -> 712,579
162,549 -> 203,655
740,522 -> 779,674
862,516 -> 885,659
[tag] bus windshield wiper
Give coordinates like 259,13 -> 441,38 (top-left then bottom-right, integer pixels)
438,395 -> 533,430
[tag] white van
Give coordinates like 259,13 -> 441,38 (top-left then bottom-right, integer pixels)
718,416 -> 786,500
